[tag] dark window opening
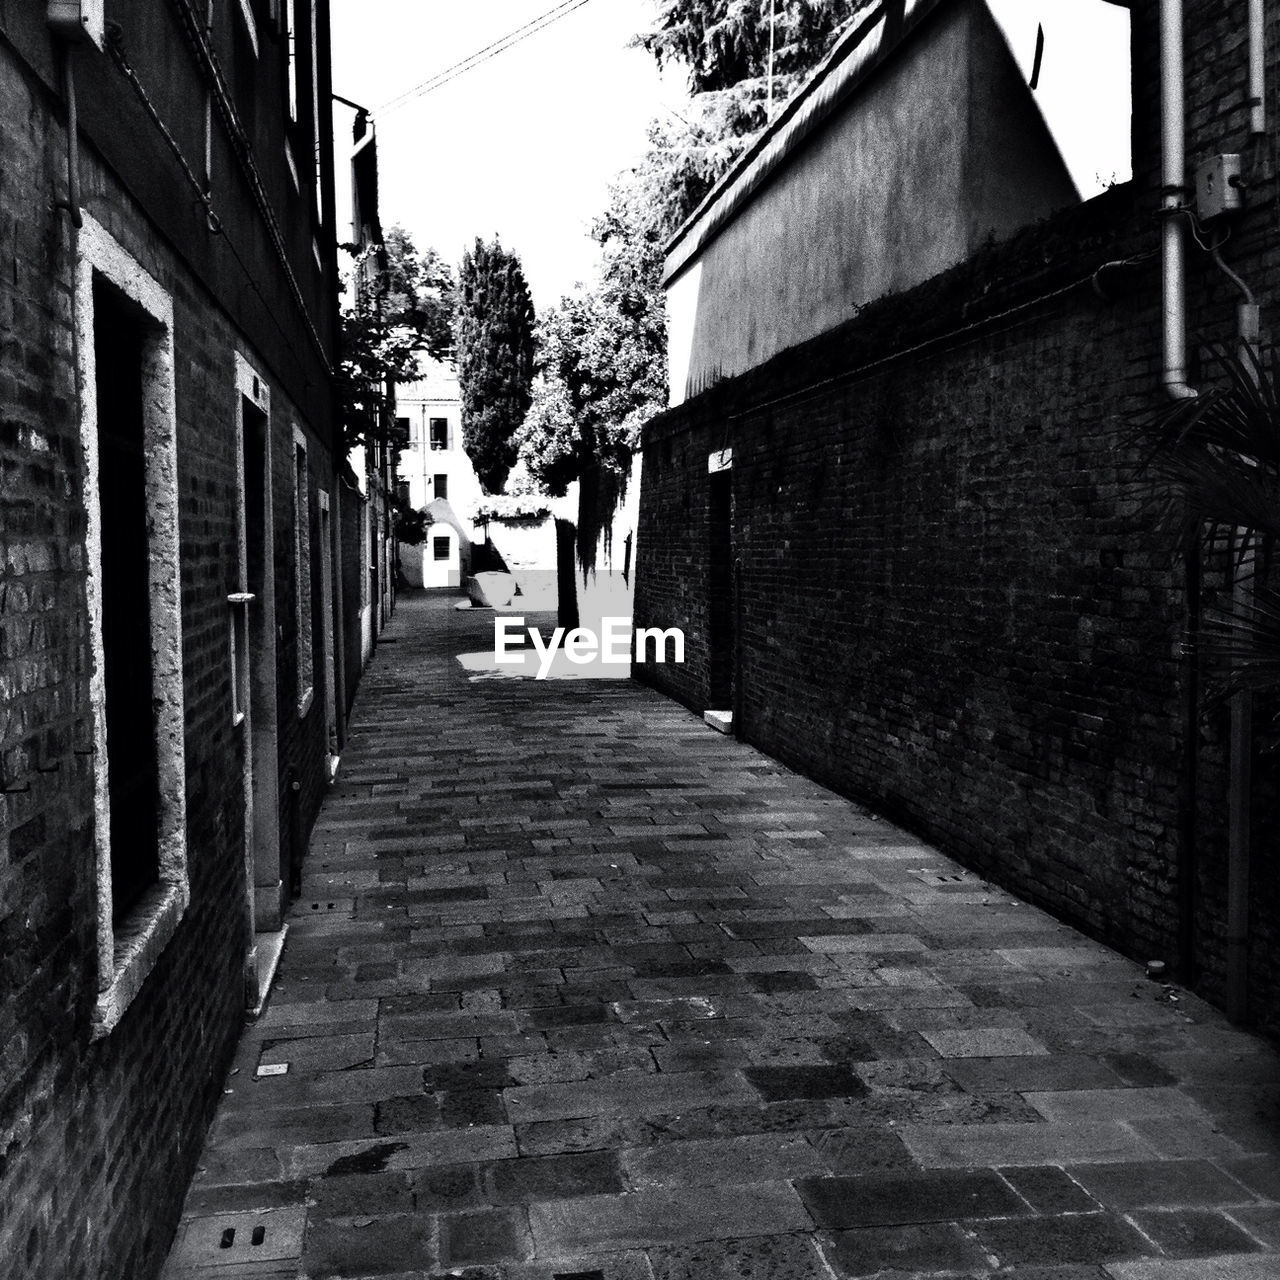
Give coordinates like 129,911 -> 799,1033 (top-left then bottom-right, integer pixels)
434,473 -> 447,500
433,536 -> 450,562
707,469 -> 735,711
429,418 -> 448,450
94,279 -> 160,922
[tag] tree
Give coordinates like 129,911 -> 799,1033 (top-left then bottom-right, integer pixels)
338,226 -> 454,454
455,238 -> 536,494
634,0 -> 877,224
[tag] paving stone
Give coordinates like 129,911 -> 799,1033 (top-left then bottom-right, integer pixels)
504,1250 -> 654,1280
300,1214 -> 432,1277
622,1135 -> 825,1188
414,1163 -> 486,1211
999,1166 -> 1100,1214
796,1169 -> 1026,1227
1067,1159 -> 1258,1209
504,1071 -> 753,1123
440,1207 -> 533,1266
528,1184 -> 812,1253
821,1222 -> 990,1276
1129,1209 -> 1263,1258
305,1171 -> 413,1219
485,1151 -> 625,1202
921,1027 -> 1048,1058
972,1213 -> 1152,1267
743,1064 -> 868,1102
899,1121 -> 1157,1169
1224,1157 -> 1280,1201
1228,1206 -> 1280,1249
648,1233 -> 831,1280
809,1126 -> 917,1175
375,1094 -> 442,1134
1107,1256 -> 1280,1279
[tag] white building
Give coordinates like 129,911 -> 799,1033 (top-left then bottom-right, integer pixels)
396,360 -> 484,588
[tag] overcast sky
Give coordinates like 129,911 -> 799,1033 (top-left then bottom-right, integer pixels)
329,0 -> 679,309
327,0 -> 1130,311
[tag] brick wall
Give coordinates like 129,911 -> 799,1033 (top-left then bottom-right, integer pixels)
0,36 -> 343,1279
636,0 -> 1280,1030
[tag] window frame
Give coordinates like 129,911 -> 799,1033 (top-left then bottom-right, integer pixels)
75,215 -> 189,1038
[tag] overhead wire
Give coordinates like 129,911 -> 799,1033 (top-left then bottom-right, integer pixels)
375,0 -> 594,116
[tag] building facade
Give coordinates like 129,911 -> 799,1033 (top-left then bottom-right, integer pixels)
0,1 -> 358,1274
395,360 -> 485,589
635,0 -> 1280,1029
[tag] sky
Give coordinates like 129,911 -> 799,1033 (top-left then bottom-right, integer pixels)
326,0 -> 1130,312
328,0 -> 681,309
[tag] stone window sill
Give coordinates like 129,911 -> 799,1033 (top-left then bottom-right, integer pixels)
92,882 -> 188,1039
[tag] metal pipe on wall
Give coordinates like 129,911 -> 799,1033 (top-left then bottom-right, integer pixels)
1160,0 -> 1196,400
1249,0 -> 1267,135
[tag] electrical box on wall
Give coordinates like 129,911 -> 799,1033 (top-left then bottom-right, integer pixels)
1196,154 -> 1243,220
48,0 -> 104,47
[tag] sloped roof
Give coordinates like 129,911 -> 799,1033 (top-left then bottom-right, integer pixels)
664,0 -> 1129,286
664,0 -> 949,284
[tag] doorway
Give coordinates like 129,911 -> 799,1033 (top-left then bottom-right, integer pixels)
234,358 -> 282,977
707,465 -> 735,715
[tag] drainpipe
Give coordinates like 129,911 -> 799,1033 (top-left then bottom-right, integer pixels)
1249,0 -> 1267,136
1161,0 -> 1196,401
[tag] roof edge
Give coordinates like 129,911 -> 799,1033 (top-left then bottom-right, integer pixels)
663,0 -> 949,287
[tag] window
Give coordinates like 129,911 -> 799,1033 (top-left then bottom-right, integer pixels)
293,426 -> 313,715
76,216 -> 187,1037
429,418 -> 448,450
433,535 -> 451,562
434,473 -> 448,501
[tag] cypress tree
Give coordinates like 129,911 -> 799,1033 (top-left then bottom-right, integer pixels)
455,238 -> 536,494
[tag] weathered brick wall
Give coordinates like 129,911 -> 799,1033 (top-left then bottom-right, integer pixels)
0,39 -> 340,1279
636,0 -> 1280,1029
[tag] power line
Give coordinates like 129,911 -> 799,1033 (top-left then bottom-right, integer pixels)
376,0 -> 594,117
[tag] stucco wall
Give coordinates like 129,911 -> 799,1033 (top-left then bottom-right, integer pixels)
666,0 -> 1078,405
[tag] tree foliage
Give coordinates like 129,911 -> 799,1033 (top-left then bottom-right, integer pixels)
519,3 -> 870,495
1143,349 -> 1280,713
455,238 -> 536,494
338,226 -> 454,452
634,0 -> 876,224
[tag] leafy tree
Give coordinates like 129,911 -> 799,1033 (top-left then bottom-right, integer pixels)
338,226 -> 454,453
519,2 -> 875,533
455,238 -> 536,494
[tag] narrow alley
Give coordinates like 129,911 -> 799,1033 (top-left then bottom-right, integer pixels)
163,594 -> 1280,1280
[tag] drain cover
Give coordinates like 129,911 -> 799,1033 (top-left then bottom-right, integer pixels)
169,1206 -> 305,1267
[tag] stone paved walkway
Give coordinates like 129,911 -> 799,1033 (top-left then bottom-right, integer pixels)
163,592 -> 1280,1280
